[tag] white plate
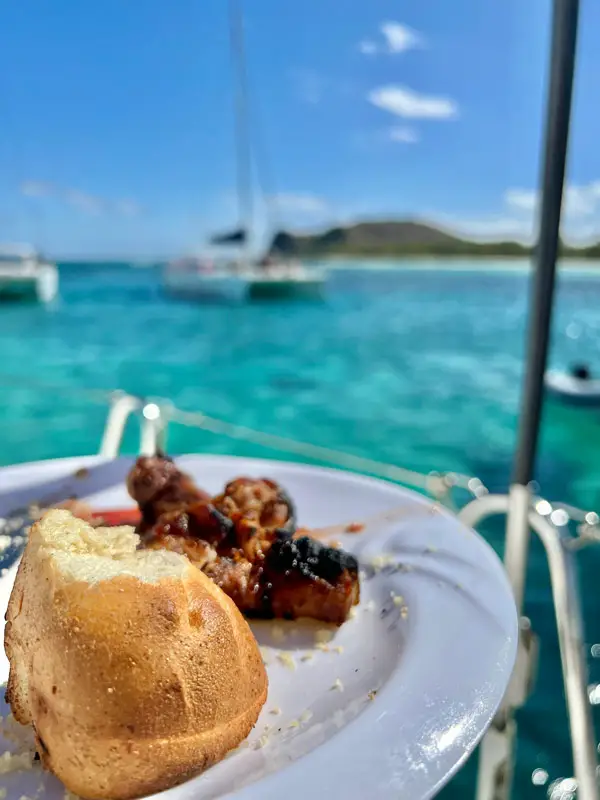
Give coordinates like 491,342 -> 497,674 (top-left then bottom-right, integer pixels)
0,455 -> 518,800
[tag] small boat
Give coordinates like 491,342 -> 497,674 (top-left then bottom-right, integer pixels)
545,368 -> 600,406
0,244 -> 59,304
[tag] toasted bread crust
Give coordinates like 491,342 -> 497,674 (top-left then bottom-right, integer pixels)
4,517 -> 268,800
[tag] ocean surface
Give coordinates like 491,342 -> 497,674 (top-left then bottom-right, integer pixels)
1,258 -> 600,797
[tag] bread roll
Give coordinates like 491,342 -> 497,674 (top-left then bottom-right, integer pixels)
4,509 -> 267,800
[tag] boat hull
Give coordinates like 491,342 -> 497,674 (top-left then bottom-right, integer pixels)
247,277 -> 325,300
0,265 -> 58,304
163,264 -> 327,302
545,370 -> 600,407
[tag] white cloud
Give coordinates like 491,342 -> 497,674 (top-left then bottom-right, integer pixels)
504,189 -> 537,212
272,193 -> 329,215
434,180 -> 600,245
369,85 -> 458,120
565,185 -> 600,216
381,22 -> 423,53
20,180 -> 55,198
505,182 -> 600,220
358,40 -> 378,55
359,22 -> 423,56
388,126 -> 419,144
432,213 -> 535,243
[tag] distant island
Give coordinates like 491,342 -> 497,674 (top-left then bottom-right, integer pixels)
269,221 -> 600,259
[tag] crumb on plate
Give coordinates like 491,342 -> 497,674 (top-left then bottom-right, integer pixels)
0,751 -> 35,775
315,629 -> 333,645
255,734 -> 270,750
370,554 -> 396,572
277,652 -> 296,671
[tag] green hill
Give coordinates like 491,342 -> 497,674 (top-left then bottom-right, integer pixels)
269,220 -> 600,259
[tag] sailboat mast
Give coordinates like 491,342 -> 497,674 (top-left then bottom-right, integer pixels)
228,0 -> 253,258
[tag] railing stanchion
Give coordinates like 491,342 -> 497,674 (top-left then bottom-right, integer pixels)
99,393 -> 140,458
460,496 -> 599,800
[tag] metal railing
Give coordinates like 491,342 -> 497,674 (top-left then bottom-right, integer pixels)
461,497 -> 599,800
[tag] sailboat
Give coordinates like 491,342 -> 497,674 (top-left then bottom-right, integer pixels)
163,0 -> 327,302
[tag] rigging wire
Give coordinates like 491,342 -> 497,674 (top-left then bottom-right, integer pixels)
227,0 -> 280,245
245,80 -> 280,237
228,0 -> 254,243
170,404 -> 440,491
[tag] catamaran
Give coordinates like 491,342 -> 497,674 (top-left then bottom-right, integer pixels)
163,256 -> 327,302
163,1 -> 328,302
0,244 -> 58,304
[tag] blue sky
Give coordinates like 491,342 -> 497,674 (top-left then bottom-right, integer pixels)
0,0 -> 599,258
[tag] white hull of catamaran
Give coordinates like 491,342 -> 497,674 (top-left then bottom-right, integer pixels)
0,263 -> 58,304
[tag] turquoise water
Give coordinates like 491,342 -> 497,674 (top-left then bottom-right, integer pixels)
1,259 -> 600,796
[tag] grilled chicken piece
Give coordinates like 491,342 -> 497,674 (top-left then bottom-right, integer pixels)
212,477 -> 295,561
129,464 -> 296,560
205,557 -> 262,614
126,455 -> 360,624
145,526 -> 359,624
255,536 -> 359,624
126,454 -> 211,530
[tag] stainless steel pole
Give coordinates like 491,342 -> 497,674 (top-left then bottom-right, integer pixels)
506,0 -> 579,613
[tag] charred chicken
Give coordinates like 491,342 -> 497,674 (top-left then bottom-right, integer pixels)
127,455 -> 359,624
